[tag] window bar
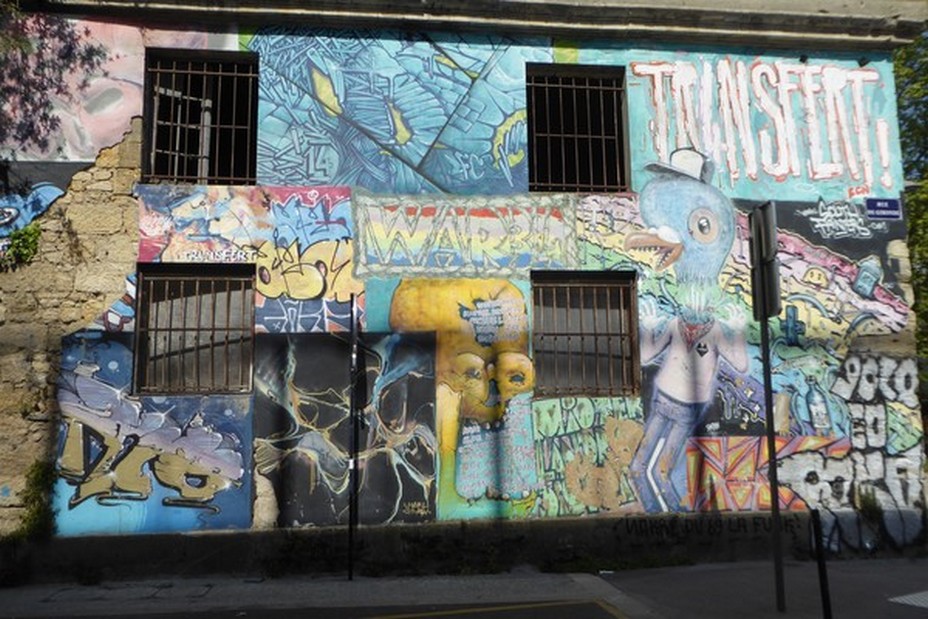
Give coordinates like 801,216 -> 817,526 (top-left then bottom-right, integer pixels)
601,285 -> 610,395
570,81 -> 580,191
632,282 -> 640,392
619,285 -> 627,394
528,81 -> 536,190
239,278 -> 247,389
172,61 -> 183,181
180,282 -> 188,389
593,285 -> 601,393
552,285 -> 560,395
224,278 -> 232,388
194,278 -> 201,391
613,79 -> 623,189
598,83 -> 607,192
147,275 -> 156,389
209,278 -> 216,390
558,77 -> 566,192
199,62 -> 213,183
536,79 -> 551,187
164,278 -> 173,389
247,63 -> 256,183
629,282 -> 639,393
586,80 -> 594,192
564,284 -> 572,392
228,66 -> 236,185
577,283 -> 585,391
150,71 -> 160,179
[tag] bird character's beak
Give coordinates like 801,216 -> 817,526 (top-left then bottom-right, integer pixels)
624,227 -> 684,271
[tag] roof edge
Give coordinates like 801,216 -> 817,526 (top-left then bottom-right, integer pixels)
23,0 -> 928,51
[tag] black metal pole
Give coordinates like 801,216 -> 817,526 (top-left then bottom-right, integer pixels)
811,509 -> 833,619
348,293 -> 358,581
760,295 -> 786,613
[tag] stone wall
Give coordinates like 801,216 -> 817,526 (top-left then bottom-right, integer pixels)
0,119 -> 141,535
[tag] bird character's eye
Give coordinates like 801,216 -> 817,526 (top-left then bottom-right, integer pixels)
689,208 -> 719,243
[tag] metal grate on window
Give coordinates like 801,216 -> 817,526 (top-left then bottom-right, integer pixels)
527,64 -> 627,193
144,49 -> 258,184
532,271 -> 639,397
134,264 -> 255,395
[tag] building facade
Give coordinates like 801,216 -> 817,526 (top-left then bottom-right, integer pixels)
1,0 -> 926,550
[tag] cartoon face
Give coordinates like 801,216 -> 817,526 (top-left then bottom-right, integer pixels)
628,176 -> 736,284
449,352 -> 492,421
495,351 -> 534,404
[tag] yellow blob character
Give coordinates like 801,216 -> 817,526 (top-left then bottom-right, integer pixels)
390,278 -> 533,430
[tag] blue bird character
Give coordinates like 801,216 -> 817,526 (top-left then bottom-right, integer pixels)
625,148 -> 748,512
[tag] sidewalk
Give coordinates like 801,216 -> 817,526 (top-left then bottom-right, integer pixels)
1,558 -> 926,619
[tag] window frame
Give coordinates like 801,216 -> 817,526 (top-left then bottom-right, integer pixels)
531,270 -> 640,397
142,48 -> 259,185
526,63 -> 630,193
133,262 -> 256,396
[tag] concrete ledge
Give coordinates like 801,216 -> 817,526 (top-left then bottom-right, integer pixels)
4,511 -> 924,586
26,0 -> 928,50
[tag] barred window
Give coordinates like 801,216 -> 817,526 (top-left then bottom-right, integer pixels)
143,49 -> 258,184
526,64 -> 628,193
134,264 -> 255,395
532,271 -> 639,397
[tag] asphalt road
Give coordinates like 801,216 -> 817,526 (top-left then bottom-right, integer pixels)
28,600 -> 626,619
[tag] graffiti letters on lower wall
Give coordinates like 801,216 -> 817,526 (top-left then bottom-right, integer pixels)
55,331 -> 251,534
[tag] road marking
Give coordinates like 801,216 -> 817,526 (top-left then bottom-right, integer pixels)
596,599 -> 631,619
890,590 -> 928,609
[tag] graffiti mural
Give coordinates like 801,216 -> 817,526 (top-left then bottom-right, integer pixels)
624,148 -> 750,513
137,184 -> 363,333
686,436 -> 849,512
0,183 -> 63,257
38,25 -> 918,540
382,278 -> 538,519
93,274 -> 136,332
354,192 -> 577,279
776,354 -> 924,549
55,331 -> 251,534
250,28 -> 552,194
533,397 -> 643,517
5,21 -> 235,162
572,140 -> 917,528
254,333 -> 436,526
628,58 -> 900,197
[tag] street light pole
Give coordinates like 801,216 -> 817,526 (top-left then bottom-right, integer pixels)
750,201 -> 785,613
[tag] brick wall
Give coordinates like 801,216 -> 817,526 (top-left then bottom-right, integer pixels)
0,119 -> 141,535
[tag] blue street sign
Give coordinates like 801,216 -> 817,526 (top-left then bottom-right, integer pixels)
865,197 -> 902,220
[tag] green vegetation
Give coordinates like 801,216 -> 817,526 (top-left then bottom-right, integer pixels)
895,33 -> 928,429
0,221 -> 40,270
11,459 -> 56,541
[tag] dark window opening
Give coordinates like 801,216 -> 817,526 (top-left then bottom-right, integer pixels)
134,263 -> 255,395
532,271 -> 639,397
526,64 -> 628,193
143,49 -> 258,184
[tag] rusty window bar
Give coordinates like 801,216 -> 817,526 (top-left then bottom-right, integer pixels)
135,267 -> 255,395
144,50 -> 258,185
532,274 -> 639,397
527,65 -> 627,193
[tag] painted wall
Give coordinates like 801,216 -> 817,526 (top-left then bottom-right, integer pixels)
12,20 -> 915,546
